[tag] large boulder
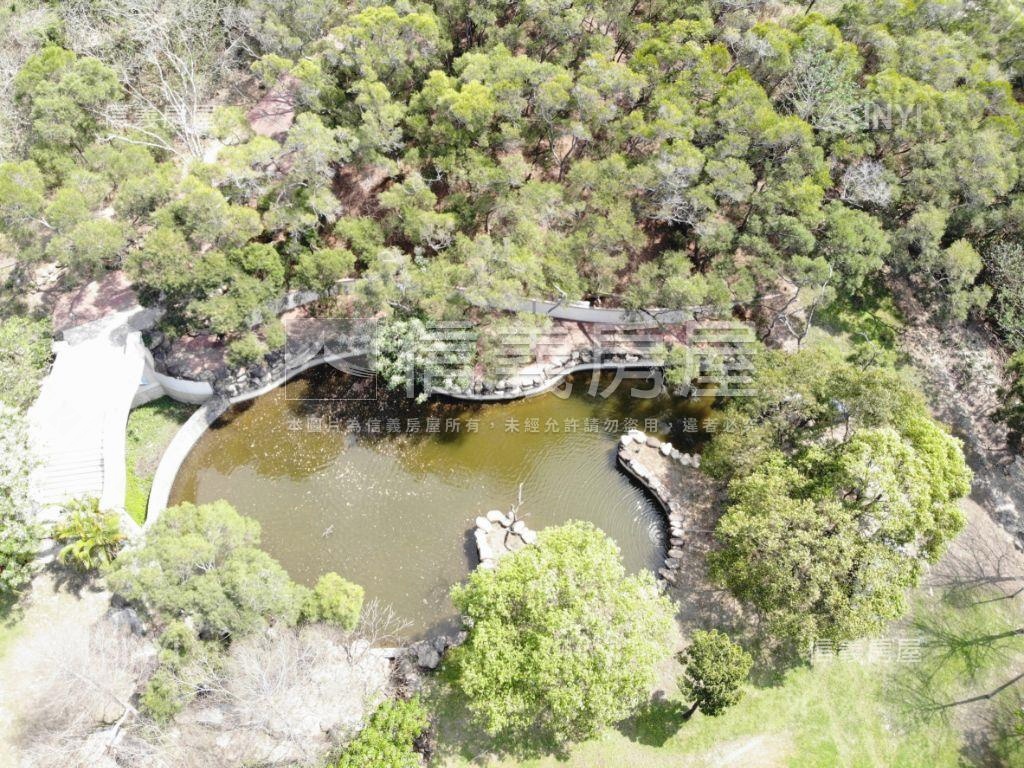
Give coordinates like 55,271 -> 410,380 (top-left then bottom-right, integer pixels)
628,429 -> 647,444
411,640 -> 442,670
106,607 -> 146,636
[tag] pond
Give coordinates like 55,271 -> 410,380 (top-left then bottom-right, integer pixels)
170,365 -> 713,640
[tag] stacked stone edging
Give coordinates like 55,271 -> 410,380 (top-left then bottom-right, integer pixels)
616,430 -> 700,586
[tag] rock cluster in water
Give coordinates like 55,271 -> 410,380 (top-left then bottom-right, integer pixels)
617,429 -> 701,586
393,510 -> 541,674
473,509 -> 538,569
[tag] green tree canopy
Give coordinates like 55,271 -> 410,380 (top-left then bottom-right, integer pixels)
334,697 -> 428,768
13,46 -> 120,179
301,571 -> 364,630
678,629 -> 753,718
106,500 -> 307,639
0,316 -> 52,411
705,348 -> 971,646
448,521 -> 675,747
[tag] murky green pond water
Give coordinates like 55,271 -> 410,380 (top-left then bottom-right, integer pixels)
170,366 -> 712,639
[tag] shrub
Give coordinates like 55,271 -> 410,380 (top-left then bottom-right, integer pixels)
0,316 -> 52,411
678,630 -> 753,718
996,350 -> 1024,452
53,497 -> 125,570
106,501 -> 306,639
227,332 -> 269,369
140,666 -> 192,724
263,317 -> 286,350
302,572 -> 364,629
0,403 -> 40,597
984,242 -> 1024,351
335,697 -> 428,768
140,619 -> 213,723
211,106 -> 253,145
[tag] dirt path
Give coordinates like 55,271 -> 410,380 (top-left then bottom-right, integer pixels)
927,498 -> 1024,598
0,566 -> 112,766
900,318 -> 1024,545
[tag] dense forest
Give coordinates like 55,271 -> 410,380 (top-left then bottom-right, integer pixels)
1,0 -> 1022,365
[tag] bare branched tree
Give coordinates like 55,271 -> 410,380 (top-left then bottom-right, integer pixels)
781,47 -> 863,134
132,623 -> 393,768
352,598 -> 414,660
839,159 -> 893,208
14,599 -> 403,768
759,263 -> 834,349
62,0 -> 239,156
16,618 -> 155,768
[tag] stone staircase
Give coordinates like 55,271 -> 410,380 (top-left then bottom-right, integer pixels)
28,310 -> 149,519
32,448 -> 104,506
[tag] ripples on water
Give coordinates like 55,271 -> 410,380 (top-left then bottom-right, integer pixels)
170,367 -> 713,639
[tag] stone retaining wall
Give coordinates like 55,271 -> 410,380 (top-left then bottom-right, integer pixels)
144,397 -> 230,526
144,347 -> 368,525
146,282 -> 691,406
435,351 -> 662,401
156,333 -> 664,406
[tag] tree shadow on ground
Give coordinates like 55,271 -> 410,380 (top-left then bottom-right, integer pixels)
0,591 -> 24,632
48,560 -> 105,598
884,586 -> 1024,767
426,668 -> 574,763
617,692 -> 688,747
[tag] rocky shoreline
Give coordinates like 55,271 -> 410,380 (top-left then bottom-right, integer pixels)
472,509 -> 538,568
434,345 -> 660,401
462,428 -> 704,590
617,430 -> 702,587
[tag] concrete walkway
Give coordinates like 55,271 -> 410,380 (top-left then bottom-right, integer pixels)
28,307 -> 157,519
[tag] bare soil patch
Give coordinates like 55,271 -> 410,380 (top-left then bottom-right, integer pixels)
0,567 -> 113,767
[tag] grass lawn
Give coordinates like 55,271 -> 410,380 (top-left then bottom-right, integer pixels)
890,586 -> 1024,766
124,397 -> 194,524
428,547 -> 1024,767
428,656 -> 961,768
